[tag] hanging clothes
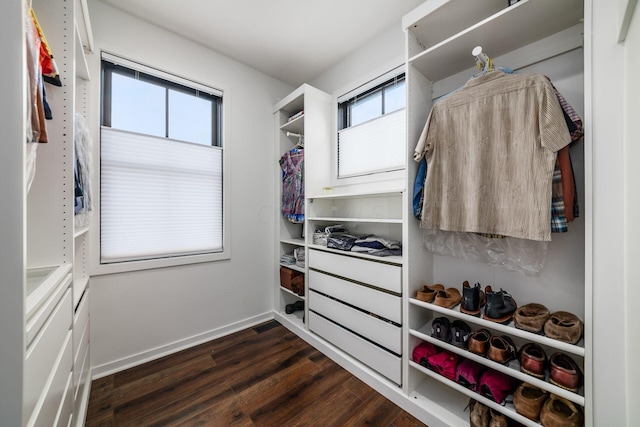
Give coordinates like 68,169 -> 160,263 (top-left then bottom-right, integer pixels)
414,70 -> 571,242
30,8 -> 62,87
280,148 -> 305,223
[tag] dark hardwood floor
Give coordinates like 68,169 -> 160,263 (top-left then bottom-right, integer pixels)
85,320 -> 428,427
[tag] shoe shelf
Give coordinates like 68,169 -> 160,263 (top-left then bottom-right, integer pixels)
409,298 -> 585,357
409,362 -> 541,427
279,262 -> 305,274
279,285 -> 305,300
307,216 -> 403,224
410,320 -> 585,406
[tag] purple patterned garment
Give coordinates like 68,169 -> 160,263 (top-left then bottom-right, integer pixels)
279,149 -> 304,223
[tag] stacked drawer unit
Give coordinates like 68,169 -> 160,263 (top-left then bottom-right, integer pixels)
307,248 -> 403,385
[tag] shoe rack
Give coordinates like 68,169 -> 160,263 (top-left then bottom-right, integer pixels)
403,0 -> 587,426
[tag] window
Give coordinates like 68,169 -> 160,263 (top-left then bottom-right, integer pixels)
337,70 -> 406,178
100,53 -> 224,264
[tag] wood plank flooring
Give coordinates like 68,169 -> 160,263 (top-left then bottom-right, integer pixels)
85,320 -> 428,427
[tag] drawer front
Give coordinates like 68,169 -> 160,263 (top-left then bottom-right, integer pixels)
73,288 -> 89,357
309,312 -> 401,385
309,249 -> 401,294
25,289 -> 72,421
309,269 -> 401,324
27,331 -> 73,427
26,274 -> 72,346
55,371 -> 74,427
73,319 -> 90,391
309,290 -> 401,354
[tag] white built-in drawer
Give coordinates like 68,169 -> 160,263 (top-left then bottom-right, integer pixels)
309,290 -> 401,354
308,249 -> 401,293
308,269 -> 401,324
54,371 -> 74,427
25,289 -> 72,422
73,289 -> 89,359
309,312 -> 401,385
26,331 -> 73,427
26,273 -> 72,346
73,317 -> 89,391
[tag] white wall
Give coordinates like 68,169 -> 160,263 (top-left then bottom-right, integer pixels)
87,0 -> 293,374
624,2 -> 640,425
310,22 -> 406,96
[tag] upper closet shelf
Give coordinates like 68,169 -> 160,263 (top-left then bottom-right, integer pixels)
406,0 -> 583,82
280,114 -> 304,134
75,23 -> 90,81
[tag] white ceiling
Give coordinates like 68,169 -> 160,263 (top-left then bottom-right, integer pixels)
98,0 -> 425,87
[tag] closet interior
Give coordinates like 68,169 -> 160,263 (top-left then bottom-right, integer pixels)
274,0 -> 589,426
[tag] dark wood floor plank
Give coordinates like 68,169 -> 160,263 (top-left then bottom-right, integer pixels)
85,323 -> 428,427
288,382 -> 364,427
248,362 -> 352,426
111,353 -> 216,407
340,392 -> 404,426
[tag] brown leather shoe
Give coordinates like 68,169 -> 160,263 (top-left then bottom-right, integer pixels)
540,394 -> 584,427
513,382 -> 548,421
549,353 -> 583,392
434,287 -> 462,309
469,399 -> 489,427
487,335 -> 516,364
519,342 -> 548,379
489,408 -> 507,427
544,311 -> 584,344
416,283 -> 445,303
468,329 -> 491,355
514,303 -> 550,333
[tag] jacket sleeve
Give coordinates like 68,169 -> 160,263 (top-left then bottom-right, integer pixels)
413,108 -> 434,162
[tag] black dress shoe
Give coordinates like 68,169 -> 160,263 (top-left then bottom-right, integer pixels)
285,300 -> 304,314
483,286 -> 517,324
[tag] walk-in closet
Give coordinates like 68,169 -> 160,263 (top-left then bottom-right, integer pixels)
1,0 -> 638,426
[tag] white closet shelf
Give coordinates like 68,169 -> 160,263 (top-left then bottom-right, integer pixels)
308,189 -> 404,200
410,321 -> 585,406
74,23 -> 90,81
26,264 -> 72,319
280,115 -> 304,134
280,237 -> 305,246
407,0 -> 583,82
307,244 -> 403,265
279,285 -> 305,300
73,226 -> 89,239
307,216 -> 403,224
409,298 -> 585,357
409,363 -> 540,427
280,263 -> 305,274
274,310 -> 306,333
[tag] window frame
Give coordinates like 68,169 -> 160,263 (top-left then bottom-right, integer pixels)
93,52 -> 231,275
333,66 -> 407,184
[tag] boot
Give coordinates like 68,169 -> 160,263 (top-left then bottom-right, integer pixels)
285,300 -> 304,314
483,286 -> 517,324
489,408 -> 508,427
469,399 -> 489,427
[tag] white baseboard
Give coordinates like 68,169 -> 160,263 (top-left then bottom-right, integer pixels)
91,312 -> 274,379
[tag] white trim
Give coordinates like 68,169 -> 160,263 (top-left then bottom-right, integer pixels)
337,64 -> 405,103
618,0 -> 638,42
91,312 -> 273,379
101,51 -> 223,97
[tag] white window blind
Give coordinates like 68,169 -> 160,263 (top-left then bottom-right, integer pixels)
338,108 -> 406,178
100,127 -> 223,263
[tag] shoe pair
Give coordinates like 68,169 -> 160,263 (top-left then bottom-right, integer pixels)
431,317 -> 470,348
514,303 -> 584,345
468,329 -> 517,365
468,398 -> 508,427
461,282 -> 517,324
519,343 -> 583,391
514,383 -> 583,426
417,283 -> 462,309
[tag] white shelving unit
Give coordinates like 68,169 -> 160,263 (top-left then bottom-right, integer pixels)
0,0 -> 94,424
273,84 -> 332,331
403,0 -> 588,426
